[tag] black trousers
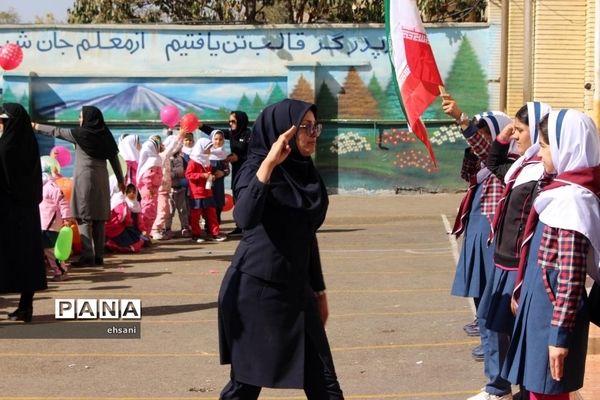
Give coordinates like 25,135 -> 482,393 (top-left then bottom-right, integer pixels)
220,334 -> 344,400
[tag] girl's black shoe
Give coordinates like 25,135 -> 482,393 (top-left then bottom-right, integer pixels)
7,308 -> 33,323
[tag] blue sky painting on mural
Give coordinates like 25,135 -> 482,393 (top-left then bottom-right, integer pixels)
0,24 -> 491,191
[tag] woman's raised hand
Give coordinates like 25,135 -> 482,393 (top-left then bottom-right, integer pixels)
264,126 -> 297,167
257,126 -> 297,183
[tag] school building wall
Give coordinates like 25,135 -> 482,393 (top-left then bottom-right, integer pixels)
490,0 -> 596,117
0,23 -> 497,192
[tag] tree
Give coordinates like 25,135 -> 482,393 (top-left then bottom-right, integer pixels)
266,83 -> 286,105
237,93 -> 252,112
417,0 -> 486,23
338,67 -> 379,119
249,93 -> 265,118
290,74 -> 315,104
34,13 -> 59,24
0,8 -> 20,24
367,74 -> 385,110
441,36 -> 488,117
382,79 -> 406,121
316,81 -> 338,120
66,0 -> 485,24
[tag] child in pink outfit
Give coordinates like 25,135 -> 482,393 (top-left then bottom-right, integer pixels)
136,136 -> 163,238
150,131 -> 184,240
39,159 -> 73,281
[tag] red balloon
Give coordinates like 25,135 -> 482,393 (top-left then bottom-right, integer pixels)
223,193 -> 234,212
180,113 -> 200,133
0,43 -> 23,71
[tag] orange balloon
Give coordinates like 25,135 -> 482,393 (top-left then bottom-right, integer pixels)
70,223 -> 81,255
55,177 -> 73,202
223,193 -> 234,212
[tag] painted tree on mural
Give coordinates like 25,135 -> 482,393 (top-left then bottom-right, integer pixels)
1,86 -> 17,103
266,83 -> 286,106
338,67 -> 379,119
316,82 -> 338,120
249,94 -> 265,117
237,93 -> 252,114
436,36 -> 488,118
368,74 -> 386,111
381,78 -> 406,120
290,74 -> 315,104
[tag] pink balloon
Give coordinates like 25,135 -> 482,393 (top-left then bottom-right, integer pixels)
180,113 -> 200,133
160,105 -> 180,128
0,43 -> 23,71
50,145 -> 72,167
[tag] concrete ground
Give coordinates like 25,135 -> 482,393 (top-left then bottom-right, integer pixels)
0,193 -> 595,399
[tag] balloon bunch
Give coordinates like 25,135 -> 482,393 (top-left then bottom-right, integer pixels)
159,105 -> 200,133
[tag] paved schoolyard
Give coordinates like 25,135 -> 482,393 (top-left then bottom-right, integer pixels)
0,193 -> 541,399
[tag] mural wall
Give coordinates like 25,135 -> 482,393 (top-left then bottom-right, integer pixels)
0,24 -> 493,191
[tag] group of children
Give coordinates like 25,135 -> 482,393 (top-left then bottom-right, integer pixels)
443,96 -> 600,400
39,128 -> 234,281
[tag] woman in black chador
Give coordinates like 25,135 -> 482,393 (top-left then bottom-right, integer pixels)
217,99 -> 344,399
0,103 -> 46,322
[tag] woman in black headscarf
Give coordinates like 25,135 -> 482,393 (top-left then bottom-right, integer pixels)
0,103 -> 46,322
33,106 -> 124,267
217,99 -> 343,399
200,110 -> 251,236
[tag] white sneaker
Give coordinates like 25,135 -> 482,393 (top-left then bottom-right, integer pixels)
211,234 -> 227,242
467,392 -> 512,400
152,231 -> 165,240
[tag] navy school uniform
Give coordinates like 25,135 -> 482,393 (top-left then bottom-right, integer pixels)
503,222 -> 589,394
451,183 -> 494,298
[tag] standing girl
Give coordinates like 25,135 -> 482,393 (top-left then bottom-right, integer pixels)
503,109 -> 600,399
209,129 -> 230,224
186,137 -> 225,242
136,135 -> 163,239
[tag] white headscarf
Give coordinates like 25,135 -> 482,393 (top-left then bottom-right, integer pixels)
534,109 -> 600,281
118,134 -> 140,162
189,137 -> 213,167
209,130 -> 228,161
136,137 -> 162,183
504,101 -> 552,188
474,111 -> 512,183
110,191 -> 126,211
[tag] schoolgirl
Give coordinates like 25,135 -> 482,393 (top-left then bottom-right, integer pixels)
186,137 -> 225,242
118,134 -> 140,186
136,135 -> 163,237
39,157 -> 73,281
503,109 -> 600,399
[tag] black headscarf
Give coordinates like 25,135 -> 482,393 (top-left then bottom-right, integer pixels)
71,106 -> 119,160
231,110 -> 249,136
0,103 -> 42,205
234,99 -> 328,230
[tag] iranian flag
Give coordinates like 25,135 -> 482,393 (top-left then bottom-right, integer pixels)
385,0 -> 444,166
